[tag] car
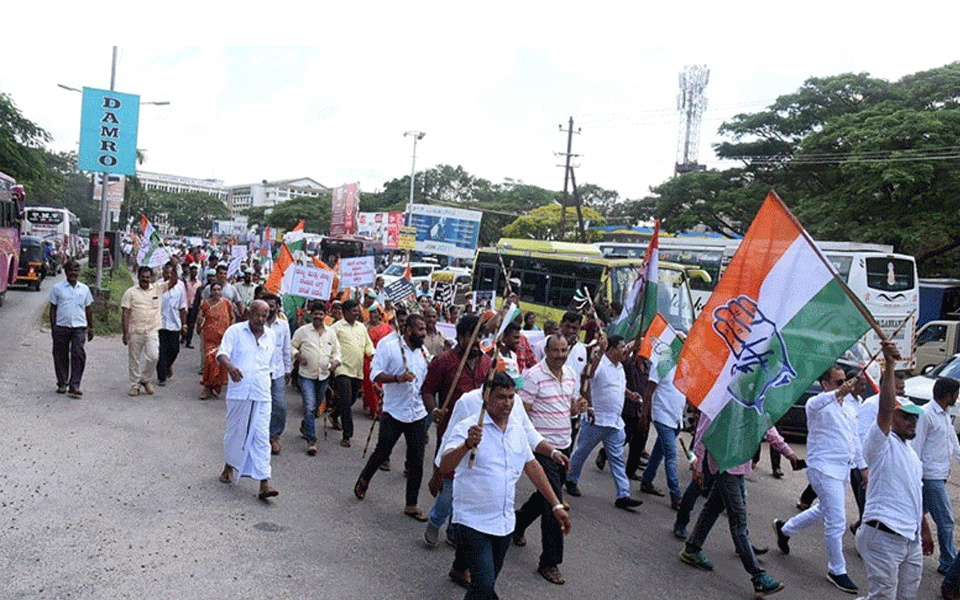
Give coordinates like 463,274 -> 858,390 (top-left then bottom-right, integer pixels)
380,261 -> 437,287
772,357 -> 874,438
903,352 -> 960,435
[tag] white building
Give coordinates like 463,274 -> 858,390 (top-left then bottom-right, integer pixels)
227,178 -> 329,218
136,171 -> 230,203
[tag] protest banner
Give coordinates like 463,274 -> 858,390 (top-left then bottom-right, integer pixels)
384,278 -> 416,303
338,256 -> 376,289
289,265 -> 335,300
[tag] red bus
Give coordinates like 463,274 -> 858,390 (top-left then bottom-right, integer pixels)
0,171 -> 23,306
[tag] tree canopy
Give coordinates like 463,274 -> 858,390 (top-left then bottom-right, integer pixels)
637,62 -> 960,275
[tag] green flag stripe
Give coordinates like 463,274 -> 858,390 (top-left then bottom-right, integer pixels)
702,279 -> 870,472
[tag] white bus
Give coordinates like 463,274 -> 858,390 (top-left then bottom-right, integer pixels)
599,238 -> 919,369
22,206 -> 81,259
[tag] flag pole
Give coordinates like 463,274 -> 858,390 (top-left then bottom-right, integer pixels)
769,191 -> 887,341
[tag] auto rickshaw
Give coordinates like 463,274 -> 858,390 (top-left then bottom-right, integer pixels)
17,235 -> 45,291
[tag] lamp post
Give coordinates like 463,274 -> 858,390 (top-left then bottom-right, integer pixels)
403,131 -> 425,224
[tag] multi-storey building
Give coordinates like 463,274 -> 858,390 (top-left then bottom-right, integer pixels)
227,178 -> 329,218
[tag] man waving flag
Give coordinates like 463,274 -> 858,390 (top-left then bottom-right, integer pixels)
674,192 -> 873,472
609,220 -> 659,340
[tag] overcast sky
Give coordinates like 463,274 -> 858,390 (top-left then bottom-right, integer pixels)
5,4 -> 958,202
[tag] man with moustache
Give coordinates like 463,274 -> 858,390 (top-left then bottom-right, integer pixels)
263,293 -> 293,455
354,314 -> 432,520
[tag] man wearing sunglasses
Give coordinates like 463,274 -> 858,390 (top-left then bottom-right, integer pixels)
774,364 -> 866,595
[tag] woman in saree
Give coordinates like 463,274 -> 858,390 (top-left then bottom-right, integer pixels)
197,282 -> 235,400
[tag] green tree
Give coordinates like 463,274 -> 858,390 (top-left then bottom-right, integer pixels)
502,203 -> 606,241
243,194 -> 332,234
0,91 -> 52,183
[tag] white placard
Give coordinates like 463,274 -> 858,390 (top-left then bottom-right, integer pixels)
338,256 -> 376,290
289,265 -> 335,300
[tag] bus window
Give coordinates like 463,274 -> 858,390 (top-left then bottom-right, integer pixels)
827,255 -> 853,283
519,271 -> 548,303
865,257 -> 914,292
550,275 -> 577,307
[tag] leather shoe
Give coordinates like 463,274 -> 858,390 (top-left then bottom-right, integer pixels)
339,438 -> 351,448
565,481 -> 582,497
615,496 -> 643,511
448,569 -> 470,589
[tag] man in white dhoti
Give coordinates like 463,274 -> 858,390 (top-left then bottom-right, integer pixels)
217,300 -> 278,500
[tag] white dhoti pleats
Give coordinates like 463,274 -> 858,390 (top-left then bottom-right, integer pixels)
224,398 -> 272,481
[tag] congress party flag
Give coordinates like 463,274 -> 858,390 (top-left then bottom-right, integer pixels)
608,220 -> 659,341
264,243 -> 294,294
673,192 -> 871,472
640,313 -> 684,382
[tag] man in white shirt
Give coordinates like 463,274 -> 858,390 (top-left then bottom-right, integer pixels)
639,357 -> 687,509
565,335 -> 644,511
912,377 -> 960,575
48,260 -> 94,397
439,371 -> 571,600
353,314 -> 432,520
263,294 -> 294,455
156,263 -> 188,386
857,341 -> 933,600
217,300 -> 278,500
774,364 -> 867,594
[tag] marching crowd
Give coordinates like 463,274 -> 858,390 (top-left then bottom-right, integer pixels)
45,246 -> 960,600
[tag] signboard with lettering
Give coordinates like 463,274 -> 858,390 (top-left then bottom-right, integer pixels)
78,88 -> 140,175
384,278 -> 416,303
408,203 -> 482,259
338,255 -> 376,290
289,265 -> 335,300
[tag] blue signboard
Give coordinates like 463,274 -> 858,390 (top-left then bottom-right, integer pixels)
409,204 -> 482,259
78,87 -> 140,175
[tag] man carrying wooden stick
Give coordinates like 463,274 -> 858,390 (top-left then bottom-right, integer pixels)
353,313 -> 432,521
439,370 -> 571,600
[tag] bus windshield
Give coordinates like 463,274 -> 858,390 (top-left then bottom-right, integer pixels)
611,265 -> 695,333
865,257 -> 914,292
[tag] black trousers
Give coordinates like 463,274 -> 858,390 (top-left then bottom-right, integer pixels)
332,375 -> 362,440
514,453 -> 564,569
157,329 -> 181,383
358,413 -> 428,507
52,325 -> 86,388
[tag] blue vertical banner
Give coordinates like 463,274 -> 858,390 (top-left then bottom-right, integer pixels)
78,87 -> 140,175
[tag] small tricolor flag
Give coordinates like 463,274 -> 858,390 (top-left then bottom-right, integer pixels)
609,220 -> 659,341
639,313 -> 684,382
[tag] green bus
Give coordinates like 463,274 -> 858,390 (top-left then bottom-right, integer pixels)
472,238 -> 696,332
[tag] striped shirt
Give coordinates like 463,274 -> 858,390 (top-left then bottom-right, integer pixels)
519,360 -> 578,448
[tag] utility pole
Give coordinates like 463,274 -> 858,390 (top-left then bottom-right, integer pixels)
568,166 -> 586,243
556,117 -> 580,240
95,46 -> 118,291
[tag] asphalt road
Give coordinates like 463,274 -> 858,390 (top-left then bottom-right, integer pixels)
0,275 -> 954,600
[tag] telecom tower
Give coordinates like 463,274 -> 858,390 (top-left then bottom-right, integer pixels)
675,64 -> 709,175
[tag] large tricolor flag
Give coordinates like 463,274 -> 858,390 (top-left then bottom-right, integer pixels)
639,313 -> 683,381
674,192 -> 872,471
609,220 -> 659,341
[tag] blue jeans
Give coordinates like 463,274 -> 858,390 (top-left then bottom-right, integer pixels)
299,375 -> 329,443
923,478 -> 956,572
567,420 -> 630,498
641,420 -> 681,501
686,472 -> 763,577
458,525 -> 512,600
269,376 -> 286,439
429,479 -> 454,532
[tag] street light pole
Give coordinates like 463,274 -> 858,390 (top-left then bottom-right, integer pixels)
403,131 -> 425,223
94,46 -> 118,291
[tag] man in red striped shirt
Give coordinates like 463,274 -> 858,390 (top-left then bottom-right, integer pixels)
512,334 -> 583,585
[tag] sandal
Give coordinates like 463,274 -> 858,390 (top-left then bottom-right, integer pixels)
403,509 -> 428,522
538,565 -> 566,585
258,487 -> 279,501
199,389 -> 213,400
354,478 -> 368,500
219,470 -> 233,484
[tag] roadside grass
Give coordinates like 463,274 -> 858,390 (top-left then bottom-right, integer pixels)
82,264 -> 133,336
